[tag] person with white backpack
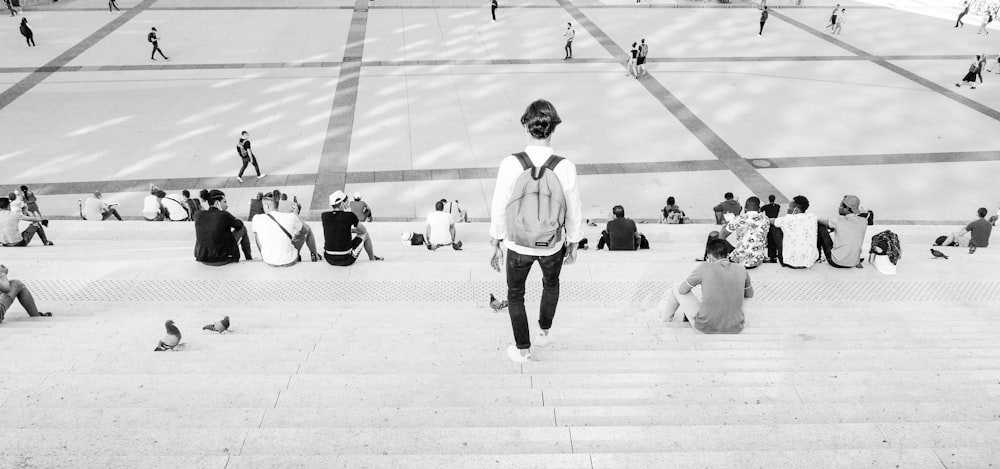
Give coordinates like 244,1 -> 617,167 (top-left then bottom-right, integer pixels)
488,99 -> 583,363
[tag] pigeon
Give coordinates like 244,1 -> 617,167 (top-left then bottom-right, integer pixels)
203,316 -> 230,333
489,293 -> 508,312
930,248 -> 948,260
154,320 -> 182,351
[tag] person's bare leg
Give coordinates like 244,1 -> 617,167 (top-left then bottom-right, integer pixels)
8,280 -> 41,316
363,236 -> 375,259
303,224 -> 318,257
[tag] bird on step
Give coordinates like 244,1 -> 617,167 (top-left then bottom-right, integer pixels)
154,320 -> 182,351
930,248 -> 948,260
489,293 -> 508,312
203,316 -> 230,333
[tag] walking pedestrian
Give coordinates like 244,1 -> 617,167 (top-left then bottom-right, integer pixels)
636,38 -> 648,76
990,52 -> 1000,74
19,186 -> 40,218
625,42 -> 637,77
759,6 -> 769,36
826,4 -> 840,30
491,0 -> 497,22
235,131 -> 265,183
19,18 -> 34,47
489,99 -> 583,363
976,53 -> 987,83
109,0 -> 120,13
4,0 -> 16,17
956,55 -> 980,89
563,23 -> 575,59
955,1 -> 969,28
978,8 -> 993,34
148,27 -> 169,60
832,8 -> 846,35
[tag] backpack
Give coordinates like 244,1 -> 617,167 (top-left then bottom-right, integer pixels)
147,32 -> 155,43
505,152 -> 566,250
869,230 -> 901,265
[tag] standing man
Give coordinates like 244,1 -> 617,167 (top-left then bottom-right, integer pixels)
636,39 -> 648,77
489,99 -> 583,363
236,130 -> 265,183
826,4 -> 840,30
491,0 -> 497,22
955,1 -> 970,28
4,0 -> 17,17
759,6 -> 769,36
563,23 -> 575,60
148,27 -> 169,60
109,0 -> 120,13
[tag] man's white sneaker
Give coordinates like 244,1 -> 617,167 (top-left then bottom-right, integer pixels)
534,331 -> 555,348
236,177 -> 243,183
257,173 -> 266,179
506,344 -> 530,363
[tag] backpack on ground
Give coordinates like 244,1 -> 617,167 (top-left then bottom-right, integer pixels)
505,152 -> 566,250
869,230 -> 901,265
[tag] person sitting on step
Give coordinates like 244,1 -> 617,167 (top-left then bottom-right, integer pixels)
252,192 -> 320,266
0,264 -> 52,324
597,205 -> 642,250
80,191 -> 122,221
0,197 -> 52,247
322,190 -> 383,265
193,189 -> 253,266
425,200 -> 462,250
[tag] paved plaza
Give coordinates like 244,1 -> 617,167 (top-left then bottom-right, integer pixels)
1,0 -> 1000,467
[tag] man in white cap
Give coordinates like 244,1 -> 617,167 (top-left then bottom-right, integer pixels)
817,195 -> 868,268
349,192 -> 372,222
321,190 -> 382,266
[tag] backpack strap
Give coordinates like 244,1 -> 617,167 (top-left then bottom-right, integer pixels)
513,152 -> 563,180
513,152 -> 533,171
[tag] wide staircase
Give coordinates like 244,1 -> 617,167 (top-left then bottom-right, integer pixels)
1,221 -> 998,468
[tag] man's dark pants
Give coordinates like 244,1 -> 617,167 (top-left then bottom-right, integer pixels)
507,247 -> 565,350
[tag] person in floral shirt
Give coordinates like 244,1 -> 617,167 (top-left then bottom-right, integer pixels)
721,196 -> 770,268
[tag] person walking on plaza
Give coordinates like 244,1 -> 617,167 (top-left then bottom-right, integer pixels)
19,18 -> 34,48
148,27 -> 169,60
976,53 -> 987,83
491,0 -> 497,22
4,0 -> 17,17
19,186 -> 40,218
955,1 -> 970,28
978,8 -> 993,34
826,4 -> 840,30
758,6 -> 769,37
832,8 -> 846,35
563,23 -> 575,59
109,0 -> 120,13
625,42 -> 638,78
489,99 -> 583,363
236,131 -> 265,183
636,39 -> 648,77
956,55 -> 981,89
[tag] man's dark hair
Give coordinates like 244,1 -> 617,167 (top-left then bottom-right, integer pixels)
241,131 -> 248,136
746,196 -> 760,211
182,190 -> 190,198
706,239 -> 729,260
200,189 -> 225,205
520,99 -> 562,139
791,195 -> 810,212
724,192 -> 734,200
768,194 -> 775,203
667,196 -> 675,206
0,197 -> 9,210
154,190 -> 167,199
612,205 -> 625,218
20,185 -> 28,192
435,201 -> 445,211
979,207 -> 988,218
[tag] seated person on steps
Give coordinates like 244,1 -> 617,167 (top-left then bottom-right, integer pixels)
193,189 -> 253,266
425,200 -> 462,250
252,192 -> 320,266
713,192 -> 741,224
322,190 -> 383,266
142,185 -> 168,221
598,205 -> 641,250
655,239 -> 752,334
817,195 -> 868,268
659,196 -> 687,224
80,191 -> 122,221
0,264 -> 52,324
702,196 -> 769,269
940,207 -> 992,248
767,195 -> 817,269
162,191 -> 191,221
0,197 -> 52,246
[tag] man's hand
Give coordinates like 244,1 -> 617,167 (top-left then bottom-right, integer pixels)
0,264 -> 7,276
490,239 -> 503,272
564,243 -> 579,265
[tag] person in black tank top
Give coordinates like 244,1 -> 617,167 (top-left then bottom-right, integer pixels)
321,191 -> 383,265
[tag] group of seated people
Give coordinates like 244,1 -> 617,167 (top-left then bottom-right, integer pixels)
193,189 -> 383,267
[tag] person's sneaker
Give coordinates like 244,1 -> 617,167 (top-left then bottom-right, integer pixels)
44,241 -> 54,246
534,331 -> 555,348
257,173 -> 266,179
506,344 -> 530,362
236,176 -> 243,183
